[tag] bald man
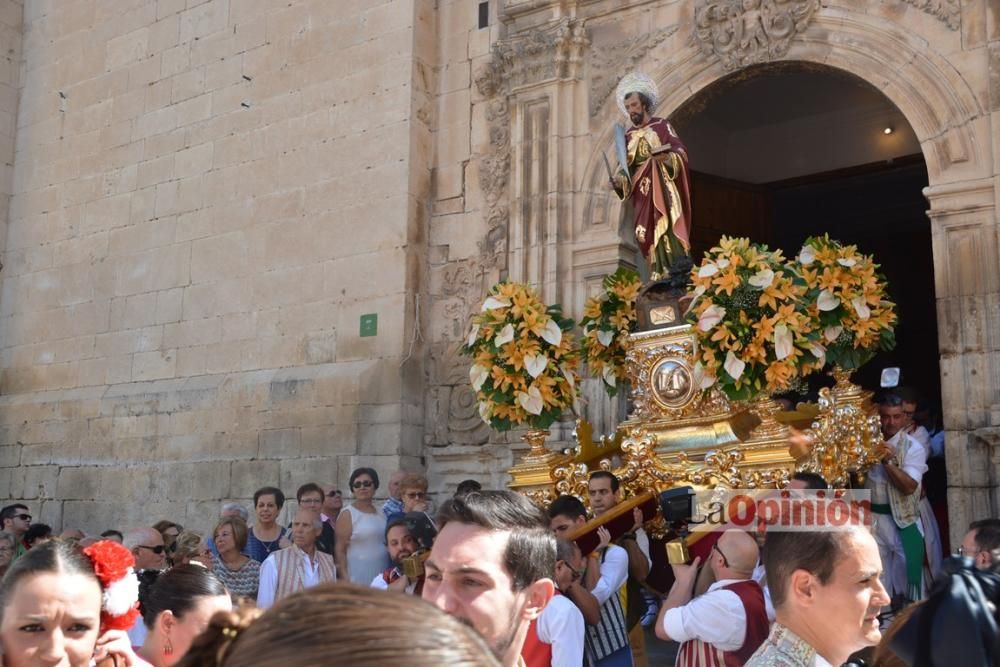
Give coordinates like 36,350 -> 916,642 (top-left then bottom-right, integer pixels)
655,530 -> 770,666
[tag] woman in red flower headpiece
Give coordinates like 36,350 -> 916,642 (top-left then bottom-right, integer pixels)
0,539 -> 142,667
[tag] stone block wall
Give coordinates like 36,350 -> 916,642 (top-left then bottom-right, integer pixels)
0,0 -> 431,533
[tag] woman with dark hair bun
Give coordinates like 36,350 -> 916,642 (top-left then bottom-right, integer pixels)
335,467 -> 390,584
133,564 -> 231,666
174,583 -> 500,667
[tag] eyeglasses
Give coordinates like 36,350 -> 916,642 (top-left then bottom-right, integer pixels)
327,490 -> 342,497
137,545 -> 166,555
352,481 -> 374,489
404,491 -> 426,499
559,560 -> 582,581
956,545 -> 980,558
300,497 -> 322,504
712,542 -> 730,568
14,514 -> 30,522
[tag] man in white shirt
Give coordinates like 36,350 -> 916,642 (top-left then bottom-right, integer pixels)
257,509 -> 336,608
866,393 -> 929,601
656,529 -> 769,666
528,539 -> 586,667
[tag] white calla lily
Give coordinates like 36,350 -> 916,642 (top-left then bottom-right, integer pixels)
837,257 -> 857,267
693,361 -> 717,389
823,325 -> 843,342
698,263 -> 719,278
809,343 -> 826,363
561,365 -> 575,391
541,319 -> 563,346
596,329 -> 615,347
481,296 -> 511,311
697,304 -> 726,332
602,366 -> 617,388
852,296 -> 871,320
516,386 -> 544,415
469,365 -> 489,391
817,289 -> 839,311
774,323 -> 793,360
717,259 -> 730,269
799,245 -> 816,265
524,353 -> 548,378
494,323 -> 515,346
479,401 -> 491,424
724,350 -> 746,381
467,323 -> 480,347
749,268 -> 775,289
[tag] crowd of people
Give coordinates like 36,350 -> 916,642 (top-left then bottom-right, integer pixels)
0,388 -> 996,666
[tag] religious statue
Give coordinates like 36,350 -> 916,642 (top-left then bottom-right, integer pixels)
607,73 -> 693,281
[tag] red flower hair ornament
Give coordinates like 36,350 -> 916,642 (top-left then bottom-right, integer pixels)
82,540 -> 141,631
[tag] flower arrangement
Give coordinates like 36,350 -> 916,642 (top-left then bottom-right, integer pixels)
794,234 -> 897,370
580,268 -> 642,396
82,540 -> 141,631
464,281 -> 580,431
688,236 -> 824,401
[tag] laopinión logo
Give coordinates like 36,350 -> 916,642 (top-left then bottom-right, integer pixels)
686,489 -> 872,533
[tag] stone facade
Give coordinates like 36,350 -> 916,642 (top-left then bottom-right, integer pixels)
0,0 -> 996,545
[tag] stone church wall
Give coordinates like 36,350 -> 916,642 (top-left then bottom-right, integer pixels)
0,0 -> 432,532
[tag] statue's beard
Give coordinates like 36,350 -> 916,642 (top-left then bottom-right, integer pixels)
630,111 -> 645,126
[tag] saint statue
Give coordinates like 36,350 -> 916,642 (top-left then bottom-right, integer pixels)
609,73 -> 693,280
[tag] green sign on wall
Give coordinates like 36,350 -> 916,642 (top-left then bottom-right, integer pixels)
360,313 -> 378,337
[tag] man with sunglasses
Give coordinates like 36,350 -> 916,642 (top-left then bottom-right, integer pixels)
123,526 -> 167,647
655,529 -> 769,667
0,504 -> 31,562
522,538 -> 586,667
321,484 -> 344,524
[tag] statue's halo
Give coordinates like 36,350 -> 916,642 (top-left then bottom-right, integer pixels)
616,72 -> 659,118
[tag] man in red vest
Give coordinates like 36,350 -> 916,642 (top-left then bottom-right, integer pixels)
655,529 -> 769,667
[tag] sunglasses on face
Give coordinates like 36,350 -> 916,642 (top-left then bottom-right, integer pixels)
138,544 -> 166,555
14,514 -> 30,521
404,491 -> 426,499
353,481 -> 374,489
327,490 -> 342,497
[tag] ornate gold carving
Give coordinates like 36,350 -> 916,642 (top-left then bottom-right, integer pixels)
508,428 -> 575,506
694,0 -> 819,71
639,176 -> 651,196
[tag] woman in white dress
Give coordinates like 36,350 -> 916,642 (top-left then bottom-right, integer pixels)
335,467 -> 390,585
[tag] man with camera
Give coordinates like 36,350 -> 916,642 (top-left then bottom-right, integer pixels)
371,515 -> 422,594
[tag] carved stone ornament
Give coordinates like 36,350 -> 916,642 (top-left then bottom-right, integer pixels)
588,28 -> 677,117
694,0 -> 820,71
899,0 -> 960,30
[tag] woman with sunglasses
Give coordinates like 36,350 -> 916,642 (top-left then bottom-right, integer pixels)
335,467 -> 390,584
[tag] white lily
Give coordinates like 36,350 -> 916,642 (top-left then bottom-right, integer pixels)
809,343 -> 826,363
852,296 -> 871,320
724,350 -> 746,381
749,268 -> 775,289
697,304 -> 726,332
717,259 -> 730,269
494,323 -> 515,346
817,289 -> 839,311
467,323 -> 480,347
685,284 -> 707,315
479,401 -> 491,424
824,325 -> 843,342
774,323 -> 793,360
602,366 -> 617,388
693,361 -> 717,389
469,364 -> 489,391
799,245 -> 816,266
837,257 -> 857,267
698,263 -> 719,278
524,353 -> 548,379
481,296 -> 511,311
516,386 -> 544,415
541,319 -> 562,346
596,329 -> 615,347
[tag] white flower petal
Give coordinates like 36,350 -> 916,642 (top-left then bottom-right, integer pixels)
798,246 -> 816,266
561,364 -> 575,391
466,323 -> 480,347
697,263 -> 719,278
524,353 -> 548,378
774,323 -> 793,360
516,386 -> 544,415
817,289 -> 839,311
469,365 -> 489,391
717,259 -> 730,269
748,268 -> 775,289
541,319 -> 563,346
596,329 -> 615,347
481,296 -> 511,311
837,257 -> 857,267
103,569 -> 139,615
724,350 -> 746,381
823,325 -> 843,342
852,296 -> 871,320
602,366 -> 617,388
479,401 -> 491,424
697,304 -> 726,332
693,361 -> 717,390
494,323 -> 515,346
809,343 -> 826,363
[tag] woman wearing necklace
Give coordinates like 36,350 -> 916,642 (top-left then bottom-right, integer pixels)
246,486 -> 289,563
335,467 -> 391,585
